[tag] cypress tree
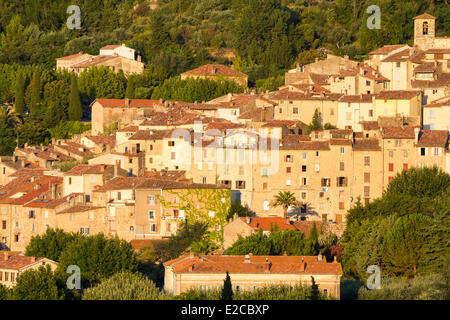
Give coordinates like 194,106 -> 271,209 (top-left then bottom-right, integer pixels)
125,78 -> 135,99
221,272 -> 233,300
14,72 -> 25,114
68,75 -> 82,121
44,102 -> 64,129
310,276 -> 320,300
30,71 -> 41,117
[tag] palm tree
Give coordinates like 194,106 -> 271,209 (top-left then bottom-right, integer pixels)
271,191 -> 300,219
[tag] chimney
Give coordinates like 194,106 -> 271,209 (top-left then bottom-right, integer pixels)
227,93 -> 233,102
137,55 -> 142,62
125,98 -> 130,107
246,217 -> 251,224
3,252 -> 9,261
244,254 -> 251,263
189,264 -> 194,272
414,127 -> 420,144
317,253 -> 323,262
333,256 -> 337,263
264,258 -> 271,273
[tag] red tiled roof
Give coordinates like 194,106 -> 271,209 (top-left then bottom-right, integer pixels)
280,135 -> 329,150
352,139 -> 381,151
381,49 -> 411,62
413,13 -> 435,20
382,127 -> 416,139
100,44 -> 121,50
94,99 -> 160,108
369,45 -> 407,55
84,135 -> 116,147
240,217 -> 297,231
424,95 -> 450,108
64,164 -> 112,176
164,255 -> 342,275
417,130 -> 448,147
56,52 -> 86,60
0,254 -> 47,270
360,121 -> 380,130
293,221 -> 322,237
339,94 -> 374,103
376,90 -> 421,100
182,64 -> 247,78
414,63 -> 437,73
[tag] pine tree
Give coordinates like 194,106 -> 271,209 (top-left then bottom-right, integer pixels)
30,71 -> 41,117
68,75 -> 82,121
14,72 -> 25,114
125,78 -> 135,99
221,272 -> 233,300
310,109 -> 321,130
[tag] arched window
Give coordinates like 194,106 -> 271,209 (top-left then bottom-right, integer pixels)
423,22 -> 428,35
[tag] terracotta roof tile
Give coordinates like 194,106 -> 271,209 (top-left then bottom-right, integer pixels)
417,130 -> 448,147
182,64 -> 247,78
240,217 -> 297,231
376,90 -> 421,100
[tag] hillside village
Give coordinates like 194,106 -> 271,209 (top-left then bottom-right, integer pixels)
0,13 -> 449,299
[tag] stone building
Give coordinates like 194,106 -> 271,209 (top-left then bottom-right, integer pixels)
164,254 -> 343,299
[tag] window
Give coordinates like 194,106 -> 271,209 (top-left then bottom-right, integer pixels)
388,163 -> 394,172
337,177 -> 347,187
316,151 -> 320,157
366,80 -> 371,86
302,165 -> 307,172
1,221 -> 5,229
286,179 -> 291,186
31,223 -> 35,233
364,172 -> 370,183
423,21 -> 428,35
117,192 -> 121,200
301,177 -> 307,186
364,156 -> 370,166
340,147 -> 345,154
321,178 -> 330,187
14,234 -> 19,242
285,155 -> 293,162
149,211 -> 155,220
339,162 -> 345,171
68,177 -> 72,185
395,140 -> 402,147
5,272 -> 8,282
403,150 -> 408,158
236,181 -> 246,189
368,110 -> 373,117
302,152 -> 307,159
129,158 -> 133,164
301,192 -> 306,200
261,168 -> 268,177
150,224 -> 157,232
429,110 -> 435,119
433,148 -> 440,156
364,186 -> 370,197
293,107 -> 298,114
339,202 -> 345,210
148,195 -> 156,205
29,210 -> 35,219
396,62 -> 401,68
420,148 -> 426,156
263,201 -> 270,211
80,228 -> 90,235
202,177 -> 207,184
314,164 -> 320,172
324,289 -> 328,296
171,152 -> 176,160
388,176 -> 393,183
149,157 -> 153,164
263,182 -> 268,190
239,166 -> 244,175
389,150 -> 394,158
403,163 -> 408,170
286,167 -> 291,173
168,141 -> 175,147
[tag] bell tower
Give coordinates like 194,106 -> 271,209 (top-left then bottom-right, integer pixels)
414,13 -> 436,50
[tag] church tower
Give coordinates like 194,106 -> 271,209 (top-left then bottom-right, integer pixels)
414,13 -> 436,50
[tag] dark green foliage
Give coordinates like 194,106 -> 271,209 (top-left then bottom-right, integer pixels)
0,284 -> 10,300
56,233 -> 138,288
0,107 -> 17,155
44,101 -> 65,128
78,66 -> 126,104
14,72 -> 24,113
305,109 -> 322,134
310,277 -> 320,300
226,229 -> 319,256
151,77 -> 245,103
25,228 -> 80,262
341,167 -> 450,283
125,78 -> 136,99
153,221 -> 208,262
221,272 -> 233,300
227,199 -> 255,221
29,71 -> 41,117
11,265 -> 62,300
68,75 -> 82,121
